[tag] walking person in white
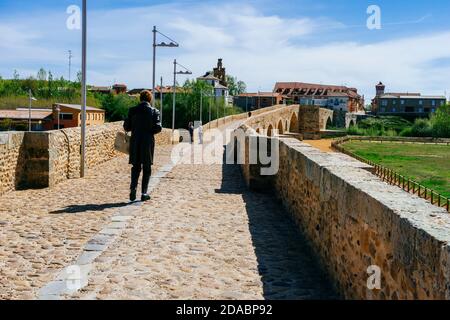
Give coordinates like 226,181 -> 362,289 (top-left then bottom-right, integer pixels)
198,123 -> 204,144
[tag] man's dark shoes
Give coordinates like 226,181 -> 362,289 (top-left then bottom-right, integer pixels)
141,194 -> 151,202
130,189 -> 137,202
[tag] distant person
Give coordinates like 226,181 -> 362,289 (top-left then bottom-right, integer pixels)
198,123 -> 204,144
124,90 -> 162,202
248,111 -> 252,117
188,122 -> 194,143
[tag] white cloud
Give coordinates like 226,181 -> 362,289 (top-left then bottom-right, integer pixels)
1,1 -> 449,100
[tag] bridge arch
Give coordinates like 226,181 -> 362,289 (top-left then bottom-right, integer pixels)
267,124 -> 274,137
277,119 -> 284,134
289,112 -> 299,133
326,116 -> 333,130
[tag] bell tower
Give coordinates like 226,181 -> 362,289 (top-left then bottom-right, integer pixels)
213,59 -> 227,87
376,82 -> 385,96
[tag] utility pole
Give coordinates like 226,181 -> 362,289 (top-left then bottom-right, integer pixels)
172,59 -> 176,136
68,50 -> 73,82
80,0 -> 87,178
28,89 -> 32,132
152,26 -> 157,100
200,91 -> 203,124
152,26 -> 178,101
160,76 -> 163,123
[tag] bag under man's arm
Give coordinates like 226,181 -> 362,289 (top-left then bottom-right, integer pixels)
124,109 -> 132,132
152,109 -> 162,135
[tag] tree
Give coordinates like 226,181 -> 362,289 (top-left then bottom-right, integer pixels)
23,76 -> 38,94
0,118 -> 13,131
236,80 -> 246,95
77,71 -> 82,83
13,70 -> 20,80
226,75 -> 246,96
37,68 -> 47,81
431,104 -> 450,138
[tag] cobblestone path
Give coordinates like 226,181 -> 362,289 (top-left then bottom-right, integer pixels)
69,124 -> 338,300
0,146 -> 173,299
1,124 -> 338,300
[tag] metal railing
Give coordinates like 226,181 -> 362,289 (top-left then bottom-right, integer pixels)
332,138 -> 450,213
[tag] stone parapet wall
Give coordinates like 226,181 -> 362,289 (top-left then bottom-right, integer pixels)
0,132 -> 26,196
237,120 -> 450,299
0,123 -> 177,194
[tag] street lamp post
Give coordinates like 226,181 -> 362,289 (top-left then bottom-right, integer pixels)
55,105 -> 61,130
28,89 -> 37,132
209,94 -> 212,123
80,0 -> 87,177
200,89 -> 213,124
172,59 -> 192,138
200,91 -> 203,124
68,50 -> 73,82
160,76 -> 163,123
152,26 -> 179,101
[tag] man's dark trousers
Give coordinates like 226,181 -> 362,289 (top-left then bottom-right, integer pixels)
131,163 -> 152,194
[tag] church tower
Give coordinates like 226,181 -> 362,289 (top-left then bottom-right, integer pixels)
213,59 -> 227,87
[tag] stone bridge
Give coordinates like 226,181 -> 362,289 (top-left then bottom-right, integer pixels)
240,104 -> 333,139
0,105 -> 450,300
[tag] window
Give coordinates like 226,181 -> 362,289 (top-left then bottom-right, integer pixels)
432,100 -> 436,106
392,107 -> 397,112
441,100 -> 445,106
419,100 -> 423,105
393,100 -> 396,105
405,107 -> 415,113
59,113 -> 73,120
381,100 -> 388,107
380,108 -> 386,113
424,108 -> 430,113
418,108 -> 423,113
401,100 -> 405,105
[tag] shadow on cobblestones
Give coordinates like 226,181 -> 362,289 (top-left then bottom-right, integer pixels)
50,202 -> 130,214
217,147 -> 340,300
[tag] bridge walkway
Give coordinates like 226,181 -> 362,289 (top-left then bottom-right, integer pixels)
0,122 -> 338,300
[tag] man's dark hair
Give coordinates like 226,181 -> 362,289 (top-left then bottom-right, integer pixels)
140,90 -> 153,104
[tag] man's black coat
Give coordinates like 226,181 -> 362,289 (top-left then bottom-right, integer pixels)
123,102 -> 162,166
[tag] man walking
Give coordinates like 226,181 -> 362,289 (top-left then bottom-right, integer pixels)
124,90 -> 162,202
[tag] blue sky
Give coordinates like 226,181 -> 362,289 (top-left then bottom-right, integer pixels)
1,0 -> 450,100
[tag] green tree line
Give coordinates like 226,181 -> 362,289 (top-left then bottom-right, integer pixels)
1,69 -> 246,130
348,104 -> 450,138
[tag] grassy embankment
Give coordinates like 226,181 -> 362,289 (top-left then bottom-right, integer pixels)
342,141 -> 450,198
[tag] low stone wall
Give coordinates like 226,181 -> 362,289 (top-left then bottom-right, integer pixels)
0,132 -> 26,196
336,136 -> 450,145
238,120 -> 450,299
0,123 -> 177,194
203,105 -> 285,131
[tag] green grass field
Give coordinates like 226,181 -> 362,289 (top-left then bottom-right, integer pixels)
342,141 -> 450,198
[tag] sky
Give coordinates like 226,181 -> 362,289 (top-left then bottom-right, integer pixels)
1,0 -> 450,101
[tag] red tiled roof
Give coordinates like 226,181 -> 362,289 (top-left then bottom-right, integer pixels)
237,92 -> 281,97
274,82 -> 362,99
274,82 -> 349,92
0,109 -> 53,120
54,103 -> 105,112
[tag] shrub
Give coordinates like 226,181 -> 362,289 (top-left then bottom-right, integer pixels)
0,118 -> 13,131
430,104 -> 450,138
410,118 -> 433,137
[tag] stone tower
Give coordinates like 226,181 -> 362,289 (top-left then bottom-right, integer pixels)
376,82 -> 385,96
213,59 -> 227,87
